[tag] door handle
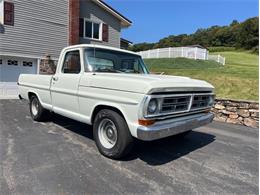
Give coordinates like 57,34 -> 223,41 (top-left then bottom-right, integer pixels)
52,76 -> 58,81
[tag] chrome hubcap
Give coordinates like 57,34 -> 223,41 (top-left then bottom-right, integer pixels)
31,98 -> 39,116
98,118 -> 117,149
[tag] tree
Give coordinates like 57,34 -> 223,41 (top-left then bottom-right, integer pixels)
236,17 -> 259,50
230,20 -> 239,26
130,17 -> 259,52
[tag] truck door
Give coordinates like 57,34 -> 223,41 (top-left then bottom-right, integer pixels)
50,49 -> 82,116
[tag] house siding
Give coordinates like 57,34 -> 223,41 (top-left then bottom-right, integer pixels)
0,0 -> 68,58
79,0 -> 121,48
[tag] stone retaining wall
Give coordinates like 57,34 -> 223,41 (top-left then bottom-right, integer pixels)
211,98 -> 259,128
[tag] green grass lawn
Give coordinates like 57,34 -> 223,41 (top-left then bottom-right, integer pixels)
144,51 -> 259,101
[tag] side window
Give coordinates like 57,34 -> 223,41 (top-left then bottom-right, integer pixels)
62,50 -> 81,74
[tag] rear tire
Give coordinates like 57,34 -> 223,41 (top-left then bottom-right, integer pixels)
29,95 -> 49,121
93,109 -> 134,159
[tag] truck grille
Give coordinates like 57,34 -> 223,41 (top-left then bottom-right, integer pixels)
148,93 -> 214,118
161,96 -> 190,113
191,95 -> 211,110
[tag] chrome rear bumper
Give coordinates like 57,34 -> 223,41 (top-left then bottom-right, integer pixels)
137,113 -> 214,141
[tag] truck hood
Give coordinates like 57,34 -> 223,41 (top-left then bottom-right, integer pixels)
85,73 -> 214,94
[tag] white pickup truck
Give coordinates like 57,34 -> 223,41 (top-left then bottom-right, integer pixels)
18,44 -> 215,159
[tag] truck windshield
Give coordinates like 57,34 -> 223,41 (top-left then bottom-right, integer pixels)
84,48 -> 149,74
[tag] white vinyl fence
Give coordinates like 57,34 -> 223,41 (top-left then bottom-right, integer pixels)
137,47 -> 225,65
207,54 -> 225,65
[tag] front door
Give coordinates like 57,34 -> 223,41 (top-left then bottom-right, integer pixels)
51,49 -> 82,116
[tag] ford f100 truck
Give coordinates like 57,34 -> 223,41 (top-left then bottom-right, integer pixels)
18,44 -> 215,159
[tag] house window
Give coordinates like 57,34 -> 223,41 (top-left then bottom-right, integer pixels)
0,1 -> 14,26
84,20 -> 101,40
7,60 -> 18,66
23,61 -> 33,67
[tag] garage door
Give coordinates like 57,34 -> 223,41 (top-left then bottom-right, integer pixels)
0,57 -> 37,97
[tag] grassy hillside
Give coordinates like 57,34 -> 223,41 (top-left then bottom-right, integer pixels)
144,51 -> 259,100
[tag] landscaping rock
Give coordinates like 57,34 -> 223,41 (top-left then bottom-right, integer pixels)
226,118 -> 241,124
221,110 -> 234,115
229,102 -> 239,107
222,101 -> 231,106
226,106 -> 237,112
249,103 -> 259,109
239,103 -> 249,109
238,117 -> 243,121
215,104 -> 225,110
210,108 -> 219,113
249,109 -> 259,112
249,109 -> 259,117
229,114 -> 239,119
238,109 -> 250,117
214,116 -> 227,122
212,99 -> 258,128
244,118 -> 258,128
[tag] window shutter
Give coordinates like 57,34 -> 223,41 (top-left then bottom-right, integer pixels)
79,18 -> 84,37
4,1 -> 14,26
102,23 -> 109,42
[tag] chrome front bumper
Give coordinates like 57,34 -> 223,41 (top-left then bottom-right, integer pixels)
137,113 -> 214,141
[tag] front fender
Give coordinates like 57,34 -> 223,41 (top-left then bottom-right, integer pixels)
90,101 -> 128,124
90,101 -> 141,138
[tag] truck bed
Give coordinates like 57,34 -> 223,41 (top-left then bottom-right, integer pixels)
18,74 -> 53,110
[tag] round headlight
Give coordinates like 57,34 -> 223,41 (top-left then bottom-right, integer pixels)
148,99 -> 158,114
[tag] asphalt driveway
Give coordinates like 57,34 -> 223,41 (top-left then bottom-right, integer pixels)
0,99 -> 258,194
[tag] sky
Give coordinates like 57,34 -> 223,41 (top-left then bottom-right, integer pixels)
106,0 -> 259,44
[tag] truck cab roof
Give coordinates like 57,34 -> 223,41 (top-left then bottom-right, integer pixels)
62,44 -> 140,56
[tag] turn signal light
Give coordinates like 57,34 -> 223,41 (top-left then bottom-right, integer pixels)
138,119 -> 155,126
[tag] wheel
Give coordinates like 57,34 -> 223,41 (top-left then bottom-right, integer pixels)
93,109 -> 134,159
176,130 -> 192,138
29,95 -> 49,121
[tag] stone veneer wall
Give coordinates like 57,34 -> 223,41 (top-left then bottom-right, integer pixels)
211,98 -> 259,128
39,57 -> 58,74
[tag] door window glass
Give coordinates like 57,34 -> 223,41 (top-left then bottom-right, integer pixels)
62,50 -> 81,74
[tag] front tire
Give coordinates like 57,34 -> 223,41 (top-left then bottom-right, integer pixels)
29,95 -> 49,121
93,109 -> 134,159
